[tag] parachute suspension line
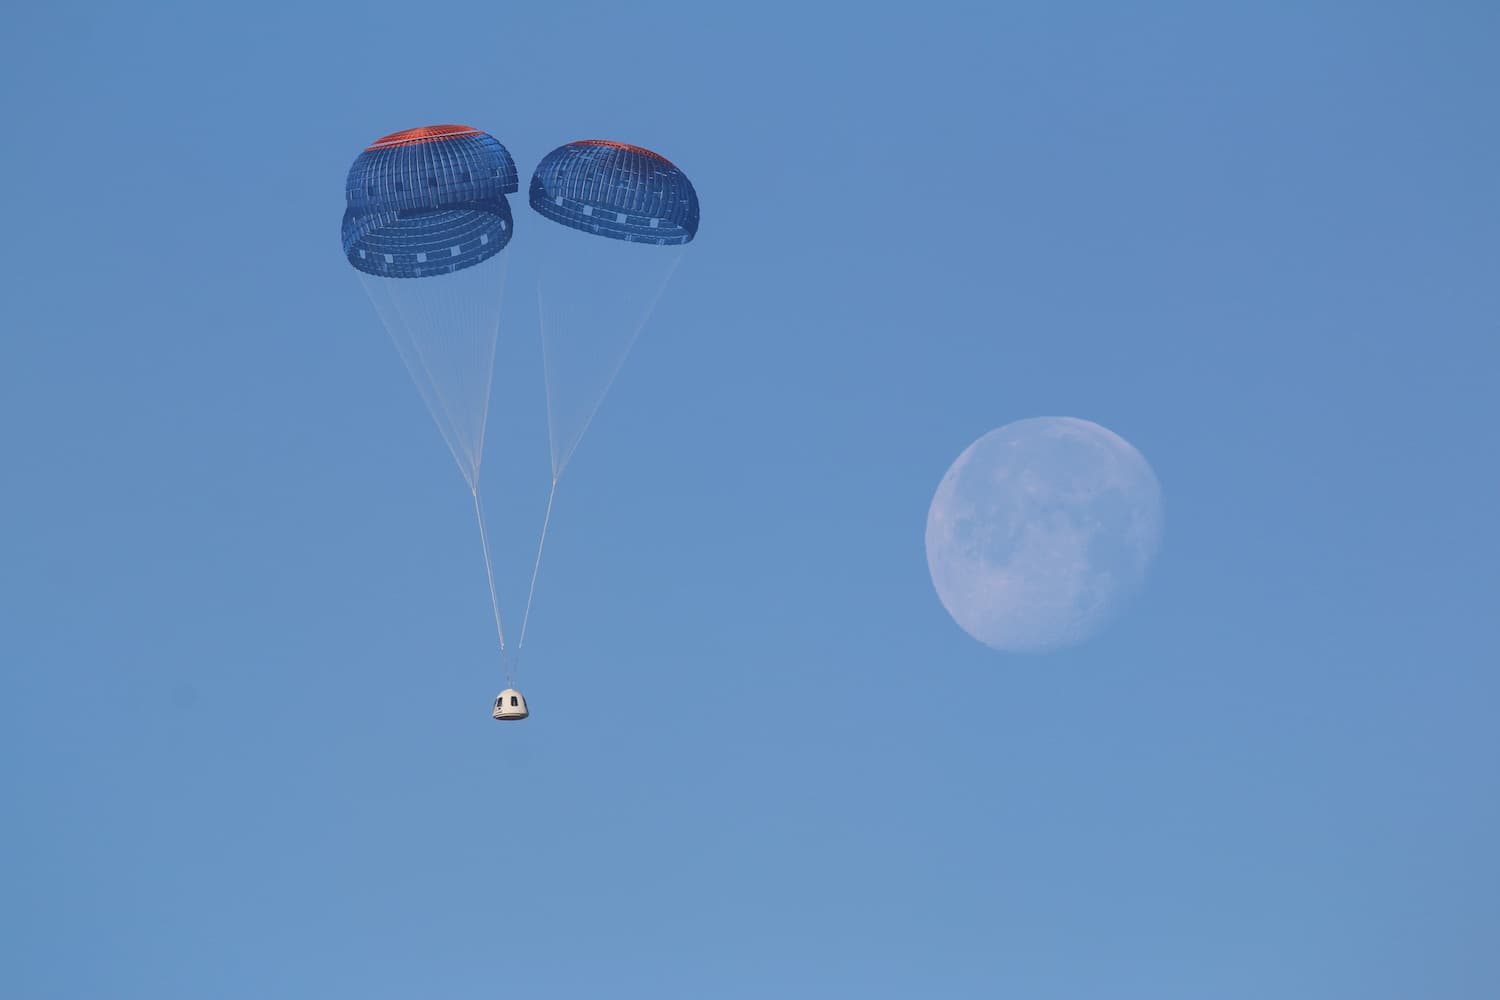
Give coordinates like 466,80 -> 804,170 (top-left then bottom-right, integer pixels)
357,258 -> 507,490
538,283 -> 560,482
471,484 -> 511,677
472,256 -> 506,477
361,276 -> 473,483
516,252 -> 683,662
541,252 -> 683,480
515,476 -> 559,657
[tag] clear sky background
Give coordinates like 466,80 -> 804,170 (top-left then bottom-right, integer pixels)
4,2 -> 1497,997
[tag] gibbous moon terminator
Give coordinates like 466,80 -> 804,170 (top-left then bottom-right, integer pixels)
925,417 -> 1163,653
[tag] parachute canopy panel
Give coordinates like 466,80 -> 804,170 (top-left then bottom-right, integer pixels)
529,140 -> 699,245
343,125 -> 520,279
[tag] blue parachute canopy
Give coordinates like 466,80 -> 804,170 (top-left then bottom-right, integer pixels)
342,125 -> 519,279
530,140 -> 699,245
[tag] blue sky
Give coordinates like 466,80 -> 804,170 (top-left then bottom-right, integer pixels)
4,2 -> 1497,997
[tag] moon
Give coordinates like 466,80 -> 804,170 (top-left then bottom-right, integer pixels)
925,417 -> 1163,653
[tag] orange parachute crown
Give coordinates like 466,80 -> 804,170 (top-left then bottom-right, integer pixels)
366,125 -> 482,150
573,139 -> 672,164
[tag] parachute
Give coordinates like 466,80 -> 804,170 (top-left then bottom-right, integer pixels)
343,124 -> 518,660
342,125 -> 517,482
517,140 -> 699,651
342,127 -> 698,693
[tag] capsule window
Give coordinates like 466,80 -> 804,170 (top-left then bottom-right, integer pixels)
510,696 -> 519,707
